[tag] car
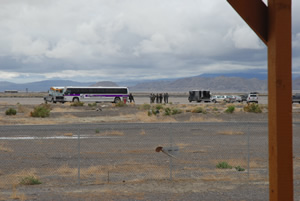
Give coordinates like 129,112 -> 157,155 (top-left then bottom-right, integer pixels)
211,95 -> 226,103
233,95 -> 242,102
247,93 -> 258,103
240,94 -> 248,102
223,95 -> 236,103
292,93 -> 300,103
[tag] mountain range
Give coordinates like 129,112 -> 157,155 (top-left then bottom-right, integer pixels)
1,75 -> 300,93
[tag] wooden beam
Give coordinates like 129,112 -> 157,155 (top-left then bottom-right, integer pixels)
227,0 -> 268,45
267,0 -> 293,200
227,0 -> 293,200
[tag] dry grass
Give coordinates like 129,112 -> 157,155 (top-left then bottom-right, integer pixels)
217,131 -> 244,135
176,143 -> 189,149
134,111 -> 177,123
0,143 -> 13,152
187,116 -> 223,122
211,158 -> 266,169
17,104 -> 30,114
56,164 -> 77,176
201,174 -> 232,182
63,133 -> 73,136
140,129 -> 146,135
13,169 -> 38,178
249,174 -> 269,182
99,130 -> 124,136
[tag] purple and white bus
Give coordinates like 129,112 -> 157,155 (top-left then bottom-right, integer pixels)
63,86 -> 129,103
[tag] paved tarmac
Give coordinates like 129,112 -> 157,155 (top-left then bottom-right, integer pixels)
0,96 -> 269,105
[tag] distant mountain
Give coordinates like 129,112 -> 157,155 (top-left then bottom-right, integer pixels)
2,75 -> 300,93
292,77 -> 300,90
91,81 -> 118,87
129,76 -> 268,93
199,72 -> 268,80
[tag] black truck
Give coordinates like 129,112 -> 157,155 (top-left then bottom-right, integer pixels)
188,90 -> 211,103
292,93 -> 300,104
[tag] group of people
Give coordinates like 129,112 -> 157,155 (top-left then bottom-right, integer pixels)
149,93 -> 169,104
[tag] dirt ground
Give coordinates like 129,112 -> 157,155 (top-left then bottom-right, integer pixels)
0,99 -> 300,201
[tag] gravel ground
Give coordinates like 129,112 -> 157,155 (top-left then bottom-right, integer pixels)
0,99 -> 299,201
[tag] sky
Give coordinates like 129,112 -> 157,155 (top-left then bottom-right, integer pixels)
0,0 -> 299,84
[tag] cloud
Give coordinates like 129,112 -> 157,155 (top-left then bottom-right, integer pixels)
226,25 -> 265,49
0,0 -> 299,83
0,71 -> 21,79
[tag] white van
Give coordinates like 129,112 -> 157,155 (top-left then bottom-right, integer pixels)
247,93 -> 258,103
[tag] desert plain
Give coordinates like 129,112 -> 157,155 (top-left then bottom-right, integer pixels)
0,93 -> 299,201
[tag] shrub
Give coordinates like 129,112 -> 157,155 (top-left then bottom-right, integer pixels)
140,104 -> 151,110
88,102 -> 97,107
95,129 -> 100,133
19,176 -> 42,185
155,104 -> 164,110
216,161 -> 232,169
225,105 -> 235,113
114,101 -> 127,107
30,105 -> 50,118
235,166 -> 245,171
164,107 -> 172,116
71,102 -> 84,107
5,108 -> 17,115
171,108 -> 182,115
191,107 -> 206,113
244,103 -> 262,113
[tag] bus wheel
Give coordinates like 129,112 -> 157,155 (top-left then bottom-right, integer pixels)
73,97 -> 79,102
114,97 -> 121,103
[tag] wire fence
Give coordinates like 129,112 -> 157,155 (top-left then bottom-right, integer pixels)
0,122 -> 299,200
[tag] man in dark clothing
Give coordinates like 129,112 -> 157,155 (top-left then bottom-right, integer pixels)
165,92 -> 169,103
129,93 -> 135,103
159,93 -> 163,103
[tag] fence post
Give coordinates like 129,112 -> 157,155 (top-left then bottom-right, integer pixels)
169,130 -> 173,181
77,133 -> 81,185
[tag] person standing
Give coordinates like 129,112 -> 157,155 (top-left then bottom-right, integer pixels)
159,93 -> 163,103
165,92 -> 169,103
129,93 -> 135,103
163,93 -> 167,103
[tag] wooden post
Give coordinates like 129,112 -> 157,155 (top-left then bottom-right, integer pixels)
227,0 -> 293,200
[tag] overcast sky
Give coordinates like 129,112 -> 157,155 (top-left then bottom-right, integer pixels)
0,0 -> 299,83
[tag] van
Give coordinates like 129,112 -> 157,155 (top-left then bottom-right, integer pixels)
247,93 -> 258,103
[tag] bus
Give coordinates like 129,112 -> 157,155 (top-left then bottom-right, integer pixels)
44,87 -> 65,103
62,86 -> 129,103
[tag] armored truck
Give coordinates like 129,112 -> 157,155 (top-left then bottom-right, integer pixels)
188,90 -> 211,103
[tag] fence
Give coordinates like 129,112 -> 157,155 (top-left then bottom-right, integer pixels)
0,122 -> 299,200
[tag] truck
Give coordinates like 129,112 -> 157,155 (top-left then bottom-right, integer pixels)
292,93 -> 300,103
44,87 -> 65,103
188,90 -> 211,103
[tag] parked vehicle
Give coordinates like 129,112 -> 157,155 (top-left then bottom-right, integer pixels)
188,90 -> 211,103
292,93 -> 300,103
247,93 -> 258,103
63,86 -> 129,103
211,95 -> 226,103
233,95 -> 242,102
44,87 -> 65,103
240,94 -> 248,102
223,95 -> 236,103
